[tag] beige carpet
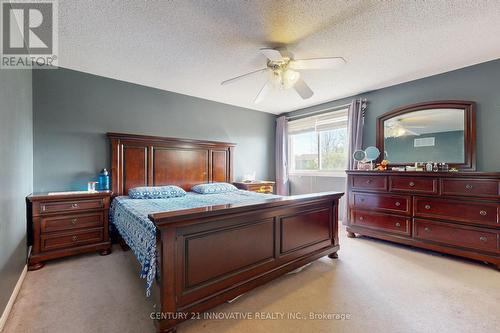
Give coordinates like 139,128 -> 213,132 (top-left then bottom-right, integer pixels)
4,228 -> 499,333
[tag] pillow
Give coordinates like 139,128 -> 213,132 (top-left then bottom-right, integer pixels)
128,185 -> 186,199
191,182 -> 238,194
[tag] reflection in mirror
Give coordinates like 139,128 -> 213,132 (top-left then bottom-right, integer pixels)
383,108 -> 465,164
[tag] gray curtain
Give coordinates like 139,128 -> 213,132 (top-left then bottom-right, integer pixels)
343,99 -> 366,224
275,116 -> 290,195
347,99 -> 366,170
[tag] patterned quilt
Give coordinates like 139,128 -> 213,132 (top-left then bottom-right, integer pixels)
109,190 -> 280,296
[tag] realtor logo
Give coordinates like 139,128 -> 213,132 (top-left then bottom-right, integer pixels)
1,0 -> 58,68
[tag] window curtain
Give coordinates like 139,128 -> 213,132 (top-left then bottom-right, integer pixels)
343,99 -> 367,224
347,99 -> 367,170
276,115 -> 290,195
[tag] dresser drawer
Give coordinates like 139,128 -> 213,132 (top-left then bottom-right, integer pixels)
39,199 -> 104,214
351,175 -> 387,191
441,178 -> 499,197
41,228 -> 104,251
414,197 -> 499,226
390,176 -> 438,194
41,212 -> 103,233
351,192 -> 410,215
414,219 -> 499,253
351,210 -> 411,235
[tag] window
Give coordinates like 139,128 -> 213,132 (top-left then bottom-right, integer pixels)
288,109 -> 349,176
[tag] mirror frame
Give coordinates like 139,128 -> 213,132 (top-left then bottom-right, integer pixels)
376,100 -> 476,171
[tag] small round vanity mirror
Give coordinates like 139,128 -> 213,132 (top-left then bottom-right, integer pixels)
353,150 -> 366,162
364,146 -> 380,162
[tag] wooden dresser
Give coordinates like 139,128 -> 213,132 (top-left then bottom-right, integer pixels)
27,191 -> 112,270
233,181 -> 275,194
346,171 -> 500,269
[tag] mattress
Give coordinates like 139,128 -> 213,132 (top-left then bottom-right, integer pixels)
109,190 -> 280,296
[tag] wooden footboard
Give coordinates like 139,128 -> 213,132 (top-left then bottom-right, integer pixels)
149,192 -> 343,333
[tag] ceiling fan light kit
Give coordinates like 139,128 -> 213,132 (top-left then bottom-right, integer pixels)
221,47 -> 346,104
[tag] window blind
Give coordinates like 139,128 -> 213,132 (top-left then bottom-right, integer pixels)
288,109 -> 348,135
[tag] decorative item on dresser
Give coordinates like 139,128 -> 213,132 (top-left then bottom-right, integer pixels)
346,170 -> 500,270
233,180 -> 275,194
27,191 -> 112,270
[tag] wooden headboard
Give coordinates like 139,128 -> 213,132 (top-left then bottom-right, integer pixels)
108,133 -> 235,196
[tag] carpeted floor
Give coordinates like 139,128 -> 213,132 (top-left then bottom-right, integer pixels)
4,228 -> 499,333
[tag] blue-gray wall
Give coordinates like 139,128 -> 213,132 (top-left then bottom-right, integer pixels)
286,58 -> 500,172
0,70 -> 32,315
286,58 -> 500,209
33,68 -> 276,192
385,130 -> 464,164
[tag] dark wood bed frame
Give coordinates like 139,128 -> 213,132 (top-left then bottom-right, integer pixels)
108,132 -> 343,333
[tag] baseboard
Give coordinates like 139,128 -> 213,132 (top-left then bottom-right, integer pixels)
0,265 -> 27,332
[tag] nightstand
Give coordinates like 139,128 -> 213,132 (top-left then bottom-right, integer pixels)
233,181 -> 275,194
27,191 -> 112,270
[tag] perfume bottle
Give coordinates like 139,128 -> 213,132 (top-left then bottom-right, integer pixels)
432,163 -> 439,172
426,162 -> 433,172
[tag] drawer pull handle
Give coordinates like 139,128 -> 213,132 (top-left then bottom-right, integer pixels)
479,210 -> 487,216
72,236 -> 78,242
41,205 -> 46,211
424,227 -> 431,232
479,236 -> 488,242
359,216 -> 364,221
395,201 -> 401,207
71,218 -> 77,225
366,179 -> 372,184
360,198 -> 365,202
465,184 -> 473,190
409,182 -> 415,187
71,203 -> 79,208
395,222 -> 401,227
424,204 -> 431,210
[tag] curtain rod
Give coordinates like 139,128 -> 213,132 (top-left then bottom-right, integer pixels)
286,98 -> 368,120
285,103 -> 349,121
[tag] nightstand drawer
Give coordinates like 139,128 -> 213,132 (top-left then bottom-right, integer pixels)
39,199 -> 104,214
41,212 -> 103,233
233,181 -> 275,193
255,185 -> 273,193
41,228 -> 104,251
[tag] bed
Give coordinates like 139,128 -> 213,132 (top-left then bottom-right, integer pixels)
108,132 -> 343,333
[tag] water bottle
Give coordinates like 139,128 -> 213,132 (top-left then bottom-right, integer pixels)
98,168 -> 110,191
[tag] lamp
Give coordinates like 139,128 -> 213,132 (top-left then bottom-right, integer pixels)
281,69 -> 300,89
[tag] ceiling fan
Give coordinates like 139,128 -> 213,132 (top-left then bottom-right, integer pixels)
385,119 -> 426,137
221,48 -> 346,104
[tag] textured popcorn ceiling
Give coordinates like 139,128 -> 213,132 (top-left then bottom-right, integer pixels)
58,1 -> 500,114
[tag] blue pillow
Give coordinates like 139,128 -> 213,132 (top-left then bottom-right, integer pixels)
191,182 -> 238,194
128,185 -> 186,199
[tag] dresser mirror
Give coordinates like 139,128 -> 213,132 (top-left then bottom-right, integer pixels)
376,101 -> 476,171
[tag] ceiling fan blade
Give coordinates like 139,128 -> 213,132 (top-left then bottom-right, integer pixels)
254,81 -> 272,104
406,129 -> 420,136
260,48 -> 284,61
294,78 -> 314,100
221,68 -> 267,86
289,57 -> 346,70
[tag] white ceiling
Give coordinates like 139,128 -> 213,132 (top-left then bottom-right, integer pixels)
58,1 -> 500,114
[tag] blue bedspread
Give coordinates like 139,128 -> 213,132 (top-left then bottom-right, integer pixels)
109,190 -> 280,296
